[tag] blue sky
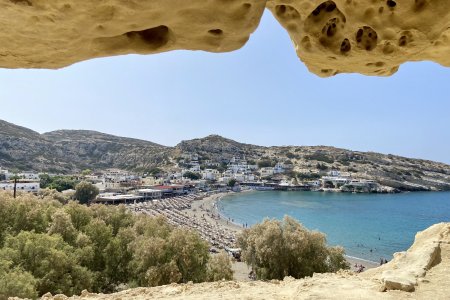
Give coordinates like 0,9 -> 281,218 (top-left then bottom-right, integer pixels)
1,11 -> 449,163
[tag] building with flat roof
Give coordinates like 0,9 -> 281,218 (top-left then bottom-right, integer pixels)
136,189 -> 163,200
0,182 -> 40,193
95,194 -> 144,204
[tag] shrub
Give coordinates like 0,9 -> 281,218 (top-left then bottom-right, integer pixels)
0,192 -> 233,298
74,181 -> 99,204
237,216 -> 348,280
206,252 -> 233,281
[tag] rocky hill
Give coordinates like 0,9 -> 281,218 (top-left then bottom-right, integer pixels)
174,135 -> 262,161
1,119 -> 450,190
0,120 -> 170,173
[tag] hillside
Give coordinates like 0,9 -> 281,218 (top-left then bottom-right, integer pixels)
0,120 -> 170,173
0,119 -> 450,190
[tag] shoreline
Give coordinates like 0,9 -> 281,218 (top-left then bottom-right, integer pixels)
188,191 -> 379,270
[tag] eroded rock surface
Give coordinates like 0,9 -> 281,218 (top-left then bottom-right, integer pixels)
0,0 -> 266,68
267,0 -> 450,76
1,1 -> 450,75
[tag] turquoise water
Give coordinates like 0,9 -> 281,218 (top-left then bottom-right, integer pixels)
217,191 -> 450,262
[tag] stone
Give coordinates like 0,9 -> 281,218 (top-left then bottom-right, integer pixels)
266,0 -> 450,76
0,0 -> 266,69
0,0 -> 450,75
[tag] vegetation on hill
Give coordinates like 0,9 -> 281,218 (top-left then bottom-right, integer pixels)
0,192 -> 232,299
1,119 -> 450,191
237,216 -> 349,280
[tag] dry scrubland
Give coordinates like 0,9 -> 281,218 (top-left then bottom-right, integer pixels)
0,191 -> 348,299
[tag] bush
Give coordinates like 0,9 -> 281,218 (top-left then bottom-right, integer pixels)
183,171 -> 202,180
206,252 -> 233,281
237,216 -> 348,280
0,263 -> 38,300
0,192 -> 232,297
74,181 -> 99,204
305,153 -> 334,164
257,159 -> 275,168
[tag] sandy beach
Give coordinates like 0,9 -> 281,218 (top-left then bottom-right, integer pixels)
127,191 -> 378,281
185,192 -> 379,278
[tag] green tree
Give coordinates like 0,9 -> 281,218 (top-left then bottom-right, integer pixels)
0,261 -> 38,300
258,159 -> 275,168
0,232 -> 93,296
227,179 -> 237,187
206,252 -> 233,281
45,176 -> 78,192
81,169 -> 92,177
183,171 -> 201,180
74,181 -> 99,204
47,210 -> 78,245
237,216 -> 348,280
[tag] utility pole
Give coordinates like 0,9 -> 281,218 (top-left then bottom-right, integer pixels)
13,176 -> 17,198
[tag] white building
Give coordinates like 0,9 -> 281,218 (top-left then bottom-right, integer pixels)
0,168 -> 9,180
328,170 -> 341,177
260,167 -> 275,177
202,169 -> 220,181
136,189 -> 162,200
17,171 -> 40,180
321,176 -> 351,187
274,163 -> 285,174
0,182 -> 40,193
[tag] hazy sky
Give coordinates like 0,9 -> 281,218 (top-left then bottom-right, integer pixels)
1,11 -> 449,163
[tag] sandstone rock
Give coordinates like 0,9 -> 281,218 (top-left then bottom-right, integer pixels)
1,1 -> 450,76
267,0 -> 450,76
0,0 -> 266,69
366,222 -> 450,292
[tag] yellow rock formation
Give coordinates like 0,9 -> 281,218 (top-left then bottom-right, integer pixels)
31,222 -> 450,300
0,0 -> 265,68
267,0 -> 450,76
1,0 -> 450,76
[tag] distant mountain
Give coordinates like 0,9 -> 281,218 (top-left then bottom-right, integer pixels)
1,119 -> 450,191
0,120 -> 169,173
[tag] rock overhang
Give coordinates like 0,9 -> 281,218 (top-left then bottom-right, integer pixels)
1,0 -> 449,77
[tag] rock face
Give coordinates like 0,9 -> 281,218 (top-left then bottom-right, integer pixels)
1,0 -> 450,75
0,0 -> 265,68
36,223 -> 450,300
267,0 -> 450,76
365,222 -> 450,293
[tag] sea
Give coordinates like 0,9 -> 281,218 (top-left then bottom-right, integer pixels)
217,191 -> 450,263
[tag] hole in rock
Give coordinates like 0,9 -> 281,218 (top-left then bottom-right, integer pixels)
312,1 -> 337,17
208,29 -> 223,36
125,25 -> 170,49
10,0 -> 32,6
356,26 -> 378,51
387,0 -> 396,8
340,38 -> 351,53
275,5 -> 300,20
